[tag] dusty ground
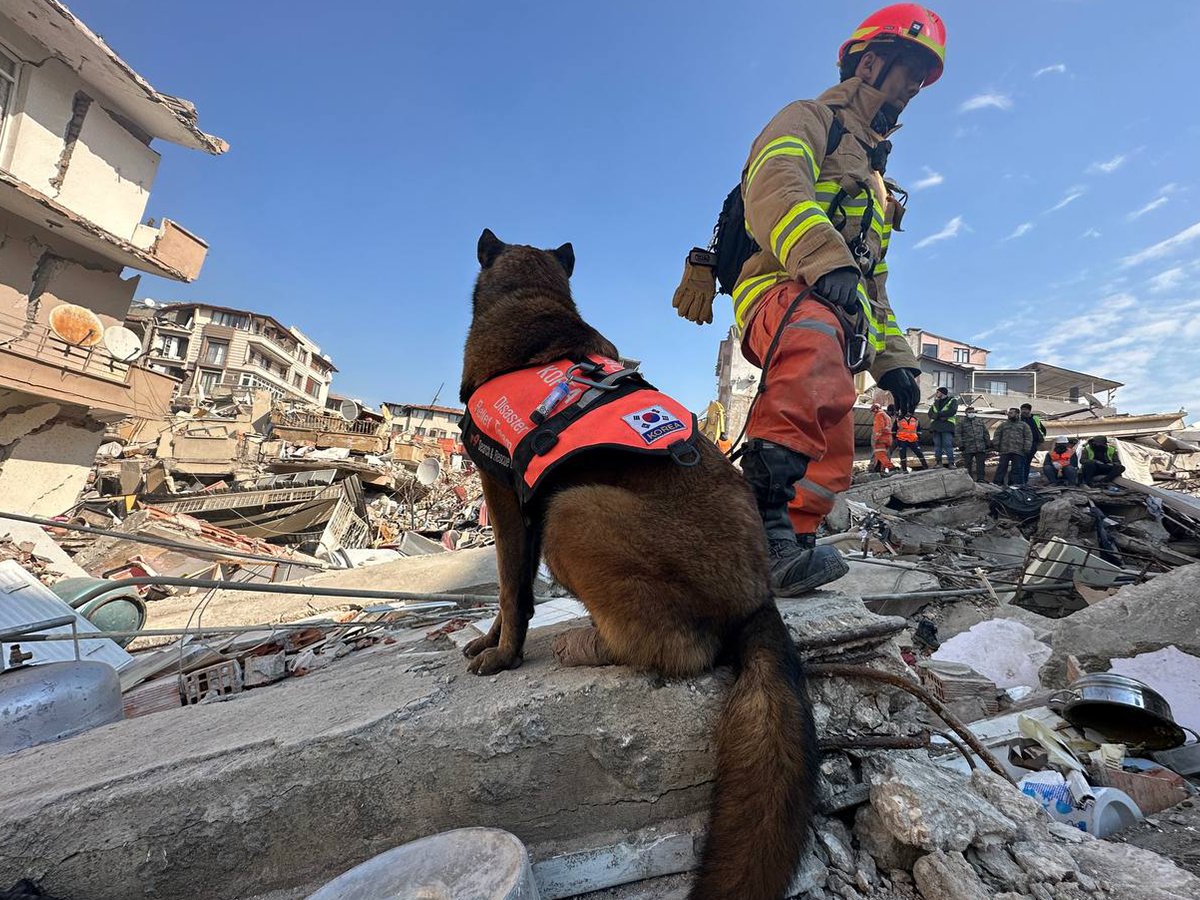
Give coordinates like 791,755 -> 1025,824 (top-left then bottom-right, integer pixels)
1115,799 -> 1200,877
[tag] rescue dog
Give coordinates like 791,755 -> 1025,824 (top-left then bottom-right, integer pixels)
458,229 -> 818,900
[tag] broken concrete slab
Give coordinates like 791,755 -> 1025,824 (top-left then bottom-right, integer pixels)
845,468 -> 974,509
968,533 -> 1031,567
0,592 -> 903,900
825,559 -> 939,599
1044,563 -> 1200,685
884,519 -> 947,554
906,497 -> 992,529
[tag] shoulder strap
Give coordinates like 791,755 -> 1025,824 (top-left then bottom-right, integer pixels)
825,109 -> 846,157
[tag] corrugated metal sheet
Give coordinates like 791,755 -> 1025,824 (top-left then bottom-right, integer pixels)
0,561 -> 133,670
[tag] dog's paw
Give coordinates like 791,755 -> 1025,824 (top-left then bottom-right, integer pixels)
463,633 -> 498,659
467,647 -> 523,676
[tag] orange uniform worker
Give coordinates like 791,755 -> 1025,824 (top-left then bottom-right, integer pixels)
871,403 -> 894,474
732,6 -> 945,595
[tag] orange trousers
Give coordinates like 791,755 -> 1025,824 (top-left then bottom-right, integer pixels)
873,447 -> 894,471
742,281 -> 856,534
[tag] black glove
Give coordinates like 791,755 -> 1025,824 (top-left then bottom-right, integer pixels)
814,267 -> 862,313
879,367 -> 921,416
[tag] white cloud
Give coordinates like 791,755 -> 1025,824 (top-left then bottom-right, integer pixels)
959,93 -> 1013,113
1045,188 -> 1086,213
1034,64 -> 1067,77
1087,154 -> 1126,175
1149,267 -> 1185,293
1005,222 -> 1034,241
1081,227 -> 1102,239
914,215 -> 965,249
912,167 -> 944,190
1128,196 -> 1169,220
1121,221 -> 1200,267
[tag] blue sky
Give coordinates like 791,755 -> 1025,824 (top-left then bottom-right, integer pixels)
73,0 -> 1200,419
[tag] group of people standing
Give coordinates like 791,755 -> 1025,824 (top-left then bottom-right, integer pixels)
870,392 -> 1126,488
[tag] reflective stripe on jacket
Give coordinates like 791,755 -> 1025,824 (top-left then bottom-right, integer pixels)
1082,444 -> 1117,464
929,396 -> 958,432
896,416 -> 919,443
1048,448 -> 1074,469
733,77 -> 919,382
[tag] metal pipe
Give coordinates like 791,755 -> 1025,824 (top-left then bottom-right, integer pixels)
858,582 -> 1078,603
8,610 -> 486,642
808,663 -> 1016,786
65,576 -> 511,612
819,731 -> 931,751
0,509 -> 328,570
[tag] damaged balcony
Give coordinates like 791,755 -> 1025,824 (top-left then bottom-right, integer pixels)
0,170 -> 209,283
0,306 -> 175,417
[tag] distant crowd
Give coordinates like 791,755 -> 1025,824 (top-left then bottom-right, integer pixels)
870,388 -> 1126,488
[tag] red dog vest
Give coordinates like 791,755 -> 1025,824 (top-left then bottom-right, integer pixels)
461,356 -> 699,503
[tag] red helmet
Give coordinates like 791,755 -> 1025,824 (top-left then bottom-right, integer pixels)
839,4 -> 946,87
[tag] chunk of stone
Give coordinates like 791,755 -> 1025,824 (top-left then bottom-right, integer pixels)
969,770 -> 1048,830
1070,839 -> 1200,900
818,820 -> 856,874
969,842 -> 1029,893
912,850 -> 991,900
854,805 -> 920,872
890,468 -> 977,505
1045,563 -> 1200,685
1010,840 -> 1078,884
867,754 -> 1018,853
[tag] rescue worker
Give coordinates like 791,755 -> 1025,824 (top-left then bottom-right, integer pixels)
685,5 -> 946,595
870,402 -> 895,475
1019,403 -> 1046,485
955,405 -> 991,482
1081,436 -> 1125,486
1042,438 -> 1078,486
992,407 -> 1032,486
929,386 -> 958,468
894,410 -> 928,472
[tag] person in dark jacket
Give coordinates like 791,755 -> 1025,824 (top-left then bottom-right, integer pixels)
955,405 -> 991,481
929,386 -> 958,468
1019,403 -> 1046,484
1080,436 -> 1125,486
992,407 -> 1032,486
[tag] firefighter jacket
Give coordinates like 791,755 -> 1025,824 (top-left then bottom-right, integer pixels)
733,77 -> 920,382
955,418 -> 991,454
929,396 -> 958,433
872,410 -> 893,449
994,420 -> 1033,456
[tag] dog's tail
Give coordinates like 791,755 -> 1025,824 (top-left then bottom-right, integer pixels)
690,602 -> 817,900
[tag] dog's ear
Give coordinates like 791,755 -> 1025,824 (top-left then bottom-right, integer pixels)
552,242 -> 575,278
478,229 -> 506,269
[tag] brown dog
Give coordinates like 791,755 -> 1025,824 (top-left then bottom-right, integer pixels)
459,229 -> 817,900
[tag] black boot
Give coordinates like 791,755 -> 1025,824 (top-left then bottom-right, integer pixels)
741,441 -> 849,597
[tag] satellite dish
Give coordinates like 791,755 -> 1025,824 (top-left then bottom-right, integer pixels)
1082,392 -> 1102,408
142,298 -> 157,308
416,457 -> 441,487
103,325 -> 144,362
48,304 -> 104,347
338,398 -> 361,423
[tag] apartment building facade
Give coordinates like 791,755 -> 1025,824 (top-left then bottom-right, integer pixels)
0,1 -> 224,514
128,301 -> 336,407
382,402 -> 463,441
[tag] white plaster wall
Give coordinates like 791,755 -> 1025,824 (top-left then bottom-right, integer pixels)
1,50 -> 159,239
56,103 -> 159,239
0,390 -> 103,517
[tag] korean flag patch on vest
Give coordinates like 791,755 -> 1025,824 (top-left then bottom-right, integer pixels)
622,405 -> 686,445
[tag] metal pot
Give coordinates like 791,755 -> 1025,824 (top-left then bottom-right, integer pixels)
1054,673 -> 1186,751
